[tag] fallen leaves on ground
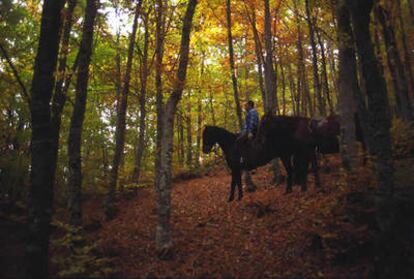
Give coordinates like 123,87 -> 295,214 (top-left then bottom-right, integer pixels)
85,156 -> 376,278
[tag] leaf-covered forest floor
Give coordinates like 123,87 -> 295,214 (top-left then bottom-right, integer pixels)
1,156 -> 414,278
79,156 -> 413,278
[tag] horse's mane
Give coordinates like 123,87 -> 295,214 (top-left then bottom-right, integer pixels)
204,125 -> 237,140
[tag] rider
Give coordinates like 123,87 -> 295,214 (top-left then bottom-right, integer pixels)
242,100 -> 259,139
238,100 -> 259,164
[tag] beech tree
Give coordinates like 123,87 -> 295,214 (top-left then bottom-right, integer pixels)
67,0 -> 98,226
106,0 -> 143,219
155,0 -> 198,259
26,0 -> 65,277
336,0 -> 358,171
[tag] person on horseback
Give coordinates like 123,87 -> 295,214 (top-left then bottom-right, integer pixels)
237,100 -> 259,164
242,100 -> 259,139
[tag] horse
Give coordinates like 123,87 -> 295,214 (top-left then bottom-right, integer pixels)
202,115 -> 321,202
311,113 -> 367,161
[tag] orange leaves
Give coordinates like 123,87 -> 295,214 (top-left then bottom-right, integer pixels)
77,155 -> 375,278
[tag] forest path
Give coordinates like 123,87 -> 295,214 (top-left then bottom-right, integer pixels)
93,156 -> 374,278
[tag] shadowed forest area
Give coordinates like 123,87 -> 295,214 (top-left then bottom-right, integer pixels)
1,0 -> 414,278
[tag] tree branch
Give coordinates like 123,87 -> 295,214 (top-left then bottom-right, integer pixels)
0,42 -> 31,105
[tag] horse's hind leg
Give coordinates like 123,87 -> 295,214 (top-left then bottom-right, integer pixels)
311,150 -> 322,191
228,172 -> 236,202
281,156 -> 293,194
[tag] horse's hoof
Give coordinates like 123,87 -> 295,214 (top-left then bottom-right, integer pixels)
228,197 -> 234,202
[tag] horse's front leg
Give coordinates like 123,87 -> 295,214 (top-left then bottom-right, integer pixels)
281,156 -> 293,194
236,169 -> 243,201
311,149 -> 322,190
228,170 -> 236,202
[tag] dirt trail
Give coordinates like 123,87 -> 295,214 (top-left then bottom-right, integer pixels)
94,157 -> 373,278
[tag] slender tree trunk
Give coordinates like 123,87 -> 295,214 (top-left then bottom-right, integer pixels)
305,0 -> 325,116
115,32 -> 122,114
155,0 -> 197,259
113,0 -> 122,115
287,62 -> 298,115
317,28 -> 333,113
279,56 -> 287,115
106,0 -> 143,219
226,0 -> 243,129
294,0 -> 312,116
376,5 -> 412,121
26,0 -> 65,277
50,0 -> 77,181
155,0 -> 166,198
328,40 -> 339,96
195,97 -> 202,167
263,0 -> 277,114
195,57 -> 204,168
208,87 -> 216,125
336,0 -> 358,171
249,9 -> 266,110
132,16 -> 149,181
407,0 -> 414,25
177,114 -> 185,166
0,43 -> 30,103
186,101 -> 193,168
67,0 -> 98,226
396,0 -> 414,100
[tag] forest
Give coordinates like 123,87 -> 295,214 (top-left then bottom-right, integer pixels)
1,0 -> 414,278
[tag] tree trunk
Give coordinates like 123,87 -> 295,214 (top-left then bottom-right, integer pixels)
347,3 -> 395,274
279,56 -> 287,115
263,0 -> 277,114
249,8 -> 266,110
396,0 -> 414,100
155,0 -> 166,199
177,114 -> 185,166
317,28 -> 333,114
263,0 -> 282,185
50,0 -> 77,182
132,15 -> 149,181
407,0 -> 414,25
226,0 -> 243,129
294,0 -> 312,116
305,0 -> 325,116
155,0 -> 197,260
327,39 -> 339,98
287,62 -> 298,115
376,5 -> 412,121
26,0 -> 64,277
106,0 -> 143,219
348,0 -> 394,192
186,101 -> 193,168
195,57 -> 205,168
67,0 -> 98,226
336,0 -> 358,171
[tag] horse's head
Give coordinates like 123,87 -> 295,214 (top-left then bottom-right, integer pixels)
311,114 -> 340,137
202,126 -> 216,153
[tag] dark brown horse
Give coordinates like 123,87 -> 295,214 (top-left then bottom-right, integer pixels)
311,113 -> 367,160
202,115 -> 321,202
